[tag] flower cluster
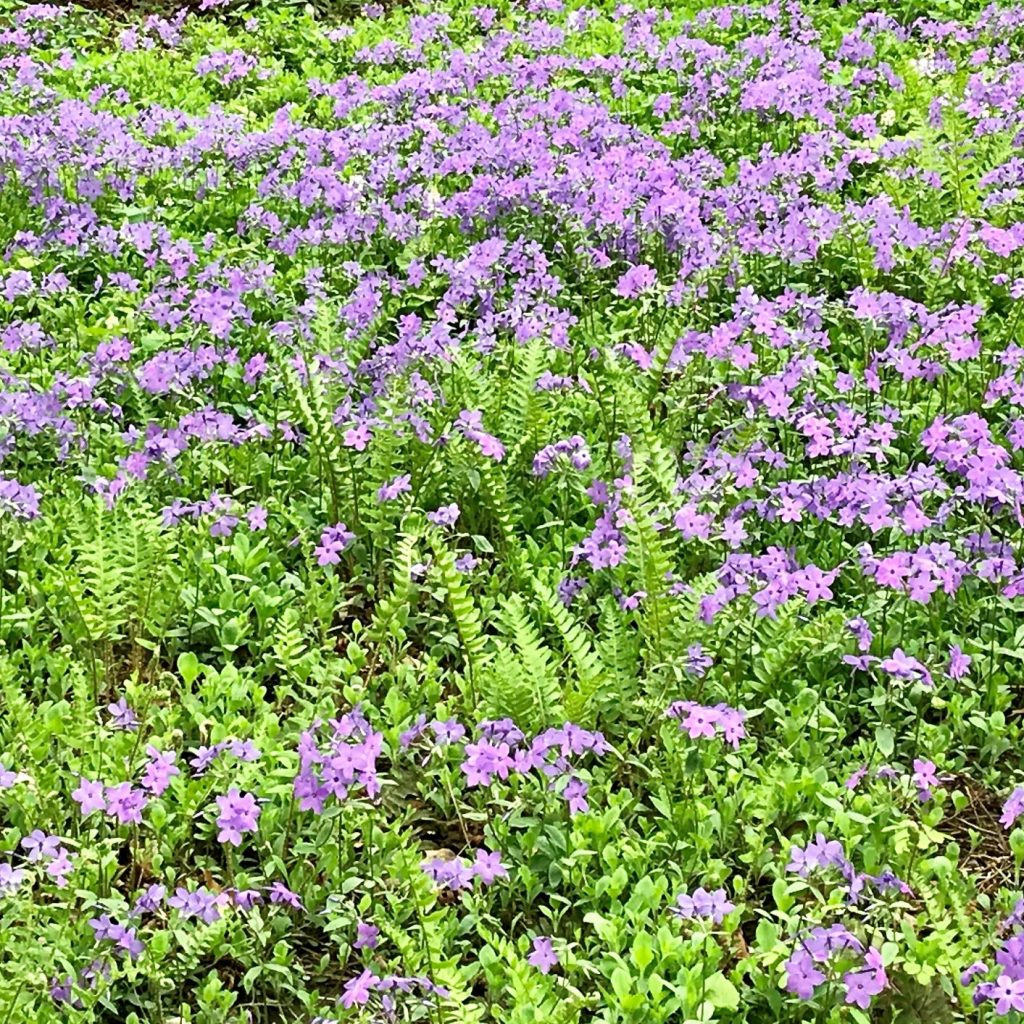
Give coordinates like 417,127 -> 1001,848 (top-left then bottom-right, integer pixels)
420,848 -> 508,892
665,701 -> 747,748
294,711 -> 383,812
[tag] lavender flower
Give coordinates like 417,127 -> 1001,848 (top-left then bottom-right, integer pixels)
214,788 -> 261,846
528,936 -> 559,973
671,887 -> 735,924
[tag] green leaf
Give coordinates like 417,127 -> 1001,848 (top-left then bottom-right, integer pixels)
631,932 -> 655,972
177,651 -> 200,686
875,725 -> 895,758
610,965 -> 633,1000
702,972 -> 739,1010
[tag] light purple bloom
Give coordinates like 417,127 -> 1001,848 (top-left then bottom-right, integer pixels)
215,788 -> 261,846
671,887 -> 735,925
528,936 -> 559,974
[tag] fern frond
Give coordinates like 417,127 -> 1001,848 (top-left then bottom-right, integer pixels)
430,533 -> 489,711
534,575 -> 606,728
367,527 -> 420,646
280,354 -> 346,523
498,595 -> 563,726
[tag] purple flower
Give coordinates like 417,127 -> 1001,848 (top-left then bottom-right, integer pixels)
90,915 -> 144,959
912,759 -> 941,802
685,643 -> 713,678
215,788 -> 261,846
140,747 -> 180,796
461,739 -> 514,787
104,782 -> 147,825
1002,787 -> 1024,830
472,849 -> 508,885
666,701 -> 746,748
427,503 -> 460,527
169,885 -> 223,923
615,264 -> 657,298
843,948 -> 887,1009
671,887 -> 735,925
247,505 -> 268,530
431,718 -> 466,745
784,949 -> 826,999
315,523 -> 355,565
787,834 -> 850,877
0,765 -> 27,790
528,936 -> 559,974
355,920 -> 380,950
421,856 -> 476,892
267,881 -> 304,910
341,968 -> 376,1008
132,884 -> 166,915
879,648 -> 933,688
0,862 -> 26,895
993,975 -> 1024,1014
377,475 -> 411,502
50,976 -> 77,1007
562,776 -> 589,815
72,777 -> 106,816
45,847 -> 74,888
106,697 -> 139,730
962,962 -> 988,986
21,830 -> 61,863
947,644 -> 971,680
227,888 -> 263,912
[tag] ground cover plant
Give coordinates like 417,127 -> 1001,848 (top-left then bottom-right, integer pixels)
3,0 -> 1024,1019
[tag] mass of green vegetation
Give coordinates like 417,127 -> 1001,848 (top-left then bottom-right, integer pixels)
3,0 -> 1024,1020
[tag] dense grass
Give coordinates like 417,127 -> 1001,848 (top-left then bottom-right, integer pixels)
3,0 -> 1024,1020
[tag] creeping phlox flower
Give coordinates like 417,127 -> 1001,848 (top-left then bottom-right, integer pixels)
160,494 -> 266,538
783,925 -> 887,1009
50,961 -> 108,1009
665,701 -> 747,748
214,788 -> 261,845
671,886 -> 735,925
140,746 -> 180,796
947,643 -> 972,679
911,759 -> 943,802
961,931 -> 1024,1013
294,710 -> 383,812
315,522 -> 355,565
615,263 -> 658,298
456,409 -> 505,461
340,969 -> 449,1011
168,885 -> 225,924
532,435 -> 590,478
267,881 -> 304,910
20,831 -> 75,888
89,914 -> 145,960
427,502 -> 460,527
421,848 -> 508,892
0,862 -> 27,896
354,921 -> 380,950
104,783 -> 148,825
400,715 -> 467,749
106,697 -> 139,731
1001,787 -> 1024,830
528,936 -> 559,974
0,476 -> 41,519
787,834 -> 910,905
684,643 -> 714,678
842,647 -> 934,687
190,737 -> 260,774
0,763 -> 28,790
454,720 -> 609,816
377,474 -> 411,502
